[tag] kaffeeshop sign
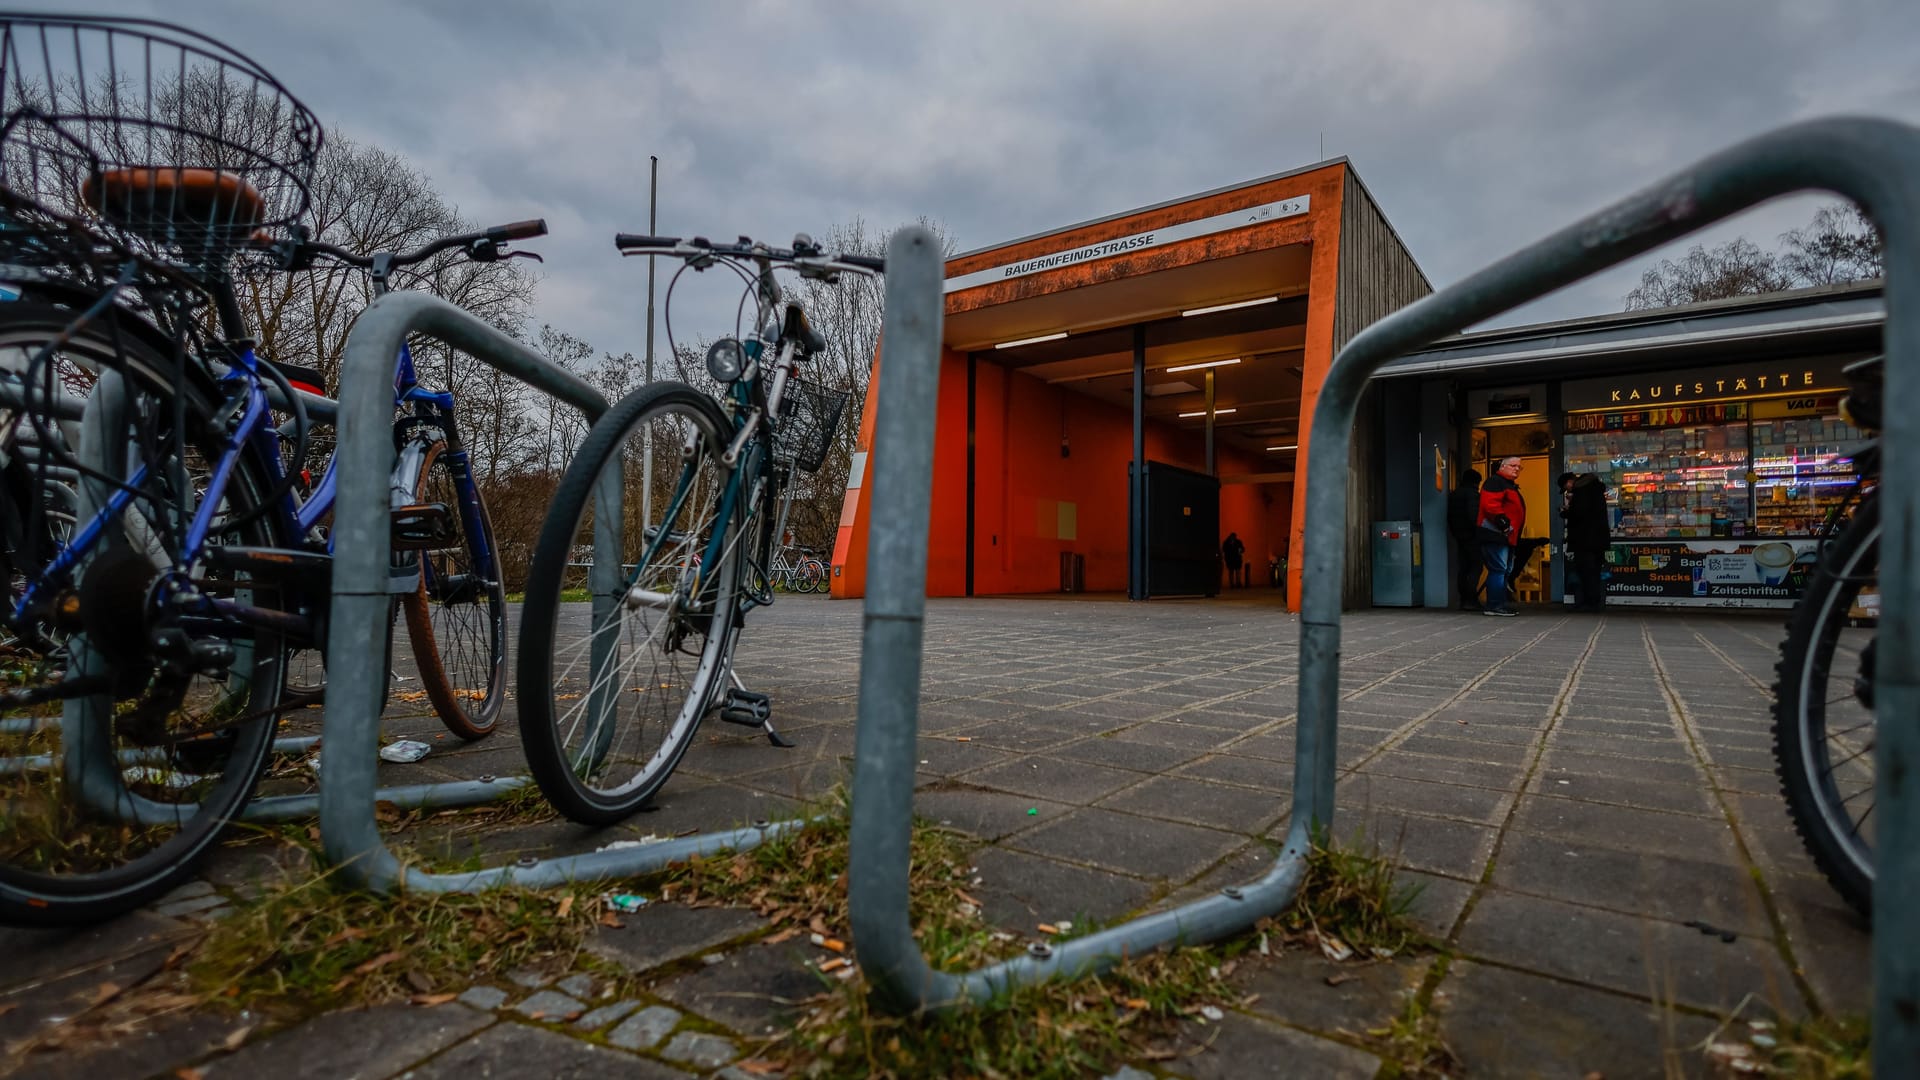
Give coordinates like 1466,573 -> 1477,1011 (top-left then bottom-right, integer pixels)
1563,356 -> 1854,412
1600,540 -> 1818,609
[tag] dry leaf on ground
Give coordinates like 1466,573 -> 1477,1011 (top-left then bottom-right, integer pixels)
352,950 -> 406,976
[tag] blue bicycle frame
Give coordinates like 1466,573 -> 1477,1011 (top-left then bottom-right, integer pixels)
10,338 -> 492,635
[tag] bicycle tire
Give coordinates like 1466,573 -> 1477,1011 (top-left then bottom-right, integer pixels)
276,607 -> 399,715
516,382 -> 742,824
1,337 -> 285,926
400,439 -> 507,740
799,557 -> 827,593
1772,493 -> 1877,919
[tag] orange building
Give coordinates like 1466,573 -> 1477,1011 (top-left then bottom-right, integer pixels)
831,159 -> 1429,607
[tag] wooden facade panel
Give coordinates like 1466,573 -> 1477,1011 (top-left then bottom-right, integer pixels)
1333,171 -> 1431,605
1334,171 -> 1433,351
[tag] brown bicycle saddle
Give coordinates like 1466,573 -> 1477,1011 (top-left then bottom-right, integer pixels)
79,167 -> 266,246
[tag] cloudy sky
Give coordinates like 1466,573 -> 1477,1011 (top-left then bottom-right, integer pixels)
67,0 -> 1920,358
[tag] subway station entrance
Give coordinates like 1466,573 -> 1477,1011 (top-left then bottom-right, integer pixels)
832,159 -> 1429,608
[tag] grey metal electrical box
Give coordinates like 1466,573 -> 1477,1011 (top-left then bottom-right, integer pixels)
1371,520 -> 1424,607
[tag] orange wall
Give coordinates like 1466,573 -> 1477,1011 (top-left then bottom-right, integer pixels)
1285,177 -> 1347,604
963,362 -> 1292,596
834,160 -> 1348,605
833,346 -> 1297,599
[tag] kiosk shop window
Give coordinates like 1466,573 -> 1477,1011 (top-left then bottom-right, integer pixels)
1562,403 -> 1867,539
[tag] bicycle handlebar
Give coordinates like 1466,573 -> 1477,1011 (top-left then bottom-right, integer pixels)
487,219 -> 547,243
279,218 -> 549,274
613,232 -> 884,276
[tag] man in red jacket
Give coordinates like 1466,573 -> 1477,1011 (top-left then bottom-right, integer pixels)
1475,456 -> 1526,617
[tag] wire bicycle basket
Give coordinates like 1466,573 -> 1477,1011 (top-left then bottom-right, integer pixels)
772,378 -> 848,474
0,14 -> 320,269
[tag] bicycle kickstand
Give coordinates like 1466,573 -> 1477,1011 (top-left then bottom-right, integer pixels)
719,669 -> 796,748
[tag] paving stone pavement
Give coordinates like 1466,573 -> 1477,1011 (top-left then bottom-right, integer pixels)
0,595 -> 1873,1078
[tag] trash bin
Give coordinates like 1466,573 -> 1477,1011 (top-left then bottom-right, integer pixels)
1059,551 -> 1085,593
1371,521 -> 1424,607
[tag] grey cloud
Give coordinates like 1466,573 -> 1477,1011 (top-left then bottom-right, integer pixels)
61,0 -> 1920,352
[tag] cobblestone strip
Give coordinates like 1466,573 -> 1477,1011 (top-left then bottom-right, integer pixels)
1434,615 -> 1603,942
1640,621 -> 1820,1014
1321,617 -> 1582,778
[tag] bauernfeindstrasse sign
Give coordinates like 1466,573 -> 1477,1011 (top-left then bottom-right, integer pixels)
942,196 -> 1311,294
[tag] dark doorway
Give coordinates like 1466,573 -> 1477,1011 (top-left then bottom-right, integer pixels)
1131,460 -> 1221,598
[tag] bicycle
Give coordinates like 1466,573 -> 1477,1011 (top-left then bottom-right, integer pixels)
1772,352 -> 1881,920
768,544 -> 827,593
0,13 -> 526,924
515,232 -> 874,823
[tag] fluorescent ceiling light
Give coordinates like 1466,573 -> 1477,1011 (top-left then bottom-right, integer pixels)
1165,357 -> 1242,373
1179,408 -> 1237,418
993,332 -> 1067,349
1267,444 -> 1298,451
1182,296 -> 1278,317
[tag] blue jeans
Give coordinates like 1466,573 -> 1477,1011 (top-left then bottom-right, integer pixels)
1480,542 -> 1513,611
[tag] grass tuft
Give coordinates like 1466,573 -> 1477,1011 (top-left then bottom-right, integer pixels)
652,788 -> 1245,1079
1705,1013 -> 1870,1078
1282,824 -> 1429,959
182,866 -> 605,1019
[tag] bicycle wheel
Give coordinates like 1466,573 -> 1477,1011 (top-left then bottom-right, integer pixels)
401,440 -> 507,740
799,558 -> 827,593
1772,494 -> 1877,918
517,382 -> 742,824
1,353 -> 286,926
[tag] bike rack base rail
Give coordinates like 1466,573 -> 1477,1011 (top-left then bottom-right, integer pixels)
850,120 -> 1918,1069
311,290 -> 798,892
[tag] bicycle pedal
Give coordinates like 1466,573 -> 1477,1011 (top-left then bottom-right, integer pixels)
391,502 -> 458,550
719,688 -> 772,726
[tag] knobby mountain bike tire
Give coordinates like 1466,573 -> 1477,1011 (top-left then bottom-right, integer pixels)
1772,493 -> 1878,919
1,317 -> 287,926
400,438 -> 507,740
516,382 -> 742,824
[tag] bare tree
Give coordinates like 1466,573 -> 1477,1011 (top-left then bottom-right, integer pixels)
1624,202 -> 1882,310
233,130 -> 538,393
1778,203 -> 1883,286
778,217 -> 954,551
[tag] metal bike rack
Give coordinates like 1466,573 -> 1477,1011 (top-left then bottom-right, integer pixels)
848,228 -> 1314,1009
851,119 -> 1919,1067
298,290 -> 795,891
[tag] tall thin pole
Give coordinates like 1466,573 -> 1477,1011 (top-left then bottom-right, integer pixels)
1204,369 -> 1216,476
641,156 -> 658,532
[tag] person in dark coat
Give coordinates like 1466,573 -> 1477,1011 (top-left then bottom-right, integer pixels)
1447,468 -> 1484,610
1563,472 -> 1612,612
1476,456 -> 1526,617
1221,532 -> 1245,588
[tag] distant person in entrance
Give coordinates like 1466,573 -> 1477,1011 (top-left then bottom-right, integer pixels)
1222,532 -> 1246,588
1447,467 -> 1484,610
1476,456 -> 1525,617
1563,471 -> 1612,612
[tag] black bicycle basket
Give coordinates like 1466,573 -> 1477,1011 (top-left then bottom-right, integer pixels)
0,14 -> 320,268
773,378 -> 849,474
